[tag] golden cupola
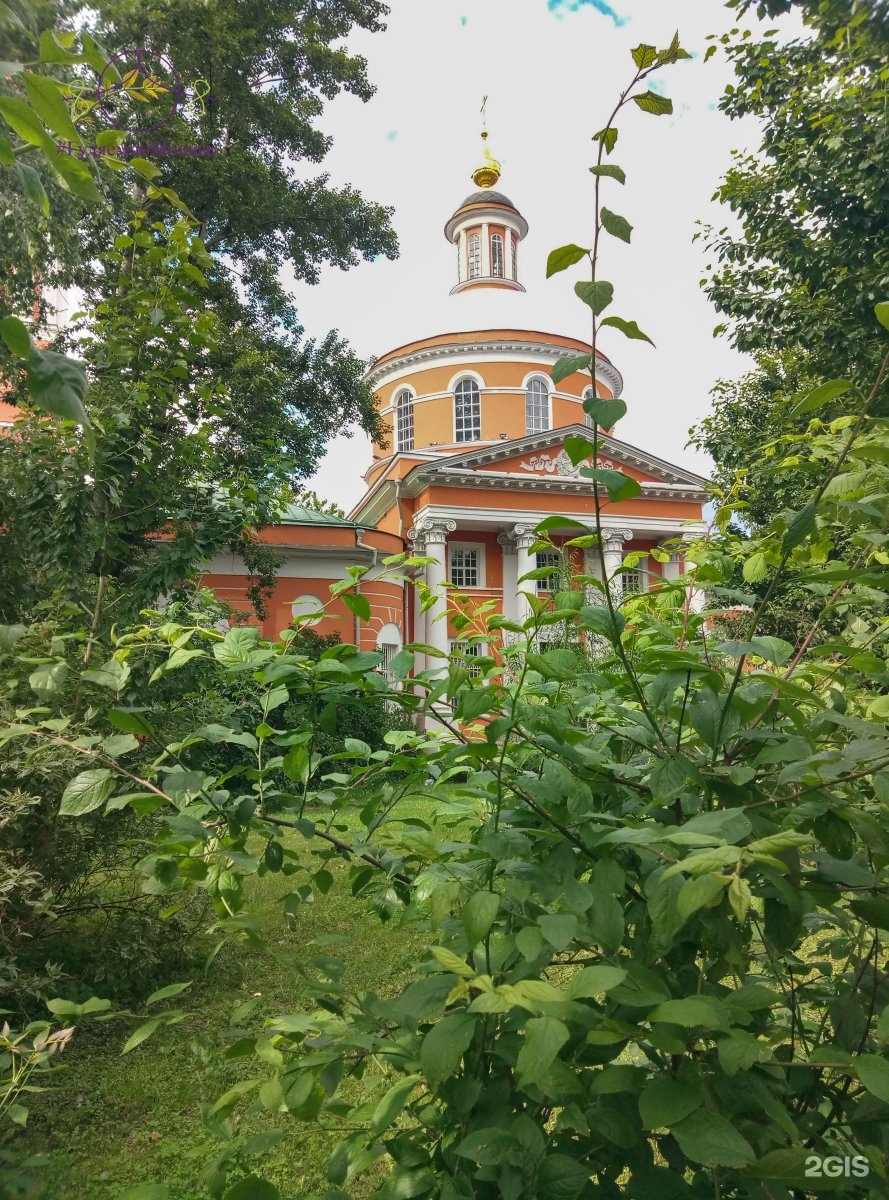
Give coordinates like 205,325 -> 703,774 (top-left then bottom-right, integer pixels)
444,125 -> 528,296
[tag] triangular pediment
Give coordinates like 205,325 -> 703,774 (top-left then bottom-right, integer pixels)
410,425 -> 707,489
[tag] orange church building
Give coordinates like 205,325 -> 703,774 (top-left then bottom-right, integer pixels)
200,143 -> 709,667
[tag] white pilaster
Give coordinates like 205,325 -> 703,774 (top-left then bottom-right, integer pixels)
497,531 -> 519,621
514,523 -> 538,624
407,517 -> 456,664
481,222 -> 490,277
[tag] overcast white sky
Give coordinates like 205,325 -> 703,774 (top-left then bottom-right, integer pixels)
287,0 -> 796,511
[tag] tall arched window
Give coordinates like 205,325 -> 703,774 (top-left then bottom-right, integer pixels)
525,377 -> 550,434
395,388 -> 414,452
491,233 -> 504,278
468,233 -> 481,280
454,378 -> 481,442
511,232 -> 518,280
583,386 -> 594,428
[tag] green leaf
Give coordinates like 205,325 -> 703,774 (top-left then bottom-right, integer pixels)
782,501 -> 817,553
579,604 -> 625,641
516,1016 -> 570,1085
26,345 -> 91,428
580,468 -> 641,502
122,1017 -> 161,1054
264,839 -> 284,872
0,134 -> 14,165
538,913 -> 577,951
601,207 -> 632,243
0,94 -> 54,150
574,280 -> 614,315
420,1012 -> 476,1083
742,551 -> 770,583
633,91 -> 673,116
463,891 -> 500,945
526,649 -> 578,682
592,126 -> 618,154
855,1055 -> 889,1103
717,1031 -> 772,1076
648,996 -> 729,1029
430,946 -> 473,976
145,980 -> 192,1007
584,396 -> 626,428
792,378 -> 853,415
562,437 -> 594,467
676,874 -> 725,923
16,162 -> 50,215
631,44 -> 658,68
876,302 -> 889,332
108,710 -> 154,735
213,626 -> 260,666
546,244 -> 589,278
59,769 -> 115,817
22,71 -> 80,143
455,688 -> 493,721
0,316 -> 30,358
671,1109 -> 756,1168
600,315 -> 655,346
223,1181 -> 279,1200
342,591 -> 371,621
371,1074 -> 422,1134
282,745 -> 309,785
589,163 -> 626,184
565,965 -> 627,999
101,734 -> 139,758
536,1154 -> 590,1200
638,1077 -> 702,1130
552,354 -> 592,385
748,1148 -> 844,1191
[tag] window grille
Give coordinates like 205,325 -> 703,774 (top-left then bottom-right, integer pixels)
535,551 -> 561,593
583,386 -> 594,428
525,377 -> 549,434
395,389 -> 414,452
454,378 -> 481,442
450,548 -> 479,588
622,567 -> 647,595
451,640 -> 484,678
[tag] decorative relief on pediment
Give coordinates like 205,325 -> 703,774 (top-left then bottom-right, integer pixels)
519,450 -> 615,477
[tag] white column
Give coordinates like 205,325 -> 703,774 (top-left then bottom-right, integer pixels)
481,221 -> 490,277
498,531 -> 519,621
602,529 -> 633,599
407,528 -> 428,675
583,546 -> 605,605
408,518 -> 456,665
682,537 -> 706,613
660,546 -> 682,583
514,523 -> 538,624
458,229 -> 467,284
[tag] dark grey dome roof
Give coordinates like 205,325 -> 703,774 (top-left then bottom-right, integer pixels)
456,189 -> 518,210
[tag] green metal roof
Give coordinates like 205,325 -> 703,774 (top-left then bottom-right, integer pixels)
275,503 -> 370,529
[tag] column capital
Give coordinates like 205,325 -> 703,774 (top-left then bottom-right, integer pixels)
602,527 -> 633,552
513,522 -> 539,550
497,530 -> 518,554
408,517 -> 456,548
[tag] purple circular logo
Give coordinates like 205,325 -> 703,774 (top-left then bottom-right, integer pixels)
98,49 -> 184,134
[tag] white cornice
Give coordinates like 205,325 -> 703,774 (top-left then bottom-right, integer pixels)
365,335 -> 624,398
413,502 -> 707,539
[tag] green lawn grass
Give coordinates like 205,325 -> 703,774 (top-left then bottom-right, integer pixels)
13,797 -> 446,1200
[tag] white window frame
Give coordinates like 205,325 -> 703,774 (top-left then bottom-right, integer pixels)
511,232 -> 518,280
491,232 -> 504,278
449,542 -> 485,590
468,232 -> 481,279
583,386 -> 595,428
454,377 -> 481,443
376,622 -> 403,684
394,387 -> 414,452
524,375 -> 551,434
535,551 -> 561,593
621,563 -> 650,596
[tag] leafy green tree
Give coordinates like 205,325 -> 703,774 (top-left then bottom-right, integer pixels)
703,0 -> 889,389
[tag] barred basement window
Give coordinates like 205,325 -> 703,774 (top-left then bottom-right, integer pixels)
378,641 -> 398,681
622,567 -> 647,595
454,378 -> 481,442
525,377 -> 550,434
395,388 -> 414,452
450,640 -> 485,678
536,551 -> 561,593
450,548 -> 479,588
491,233 -> 504,278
